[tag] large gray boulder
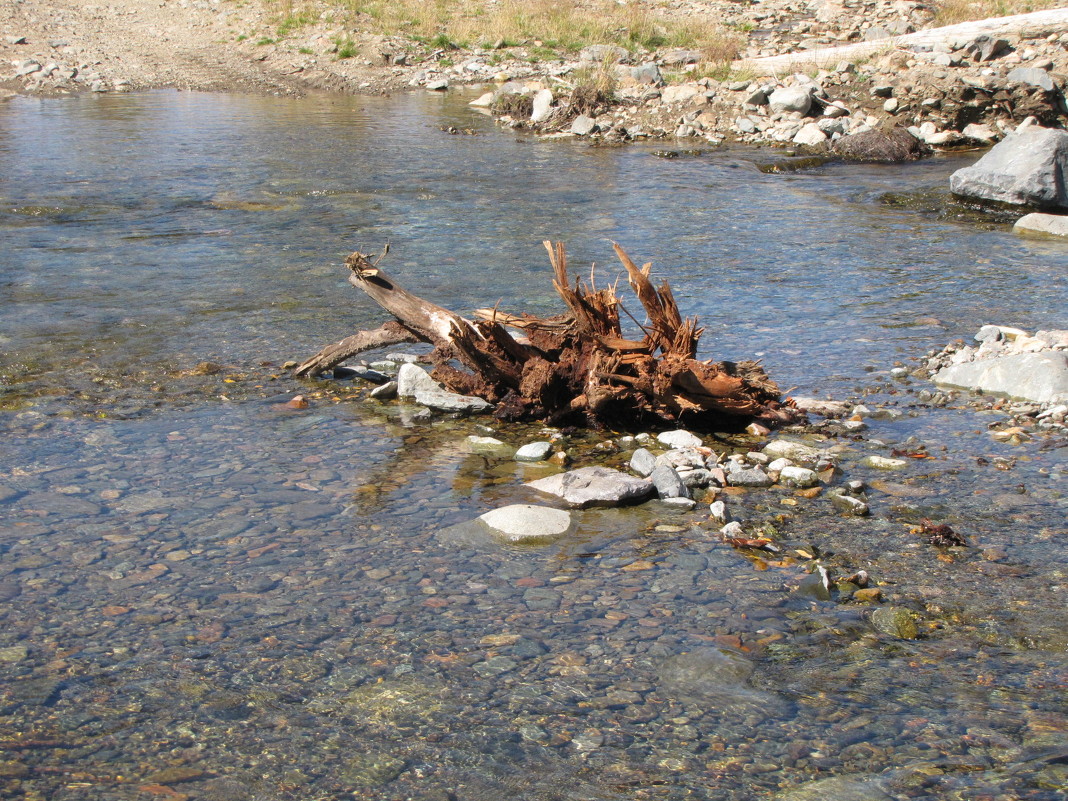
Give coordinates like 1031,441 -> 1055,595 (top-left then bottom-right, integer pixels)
950,125 -> 1068,209
526,466 -> 654,508
767,86 -> 812,115
933,352 -> 1068,404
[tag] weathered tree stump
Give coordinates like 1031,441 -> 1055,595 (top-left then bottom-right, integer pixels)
297,241 -> 802,430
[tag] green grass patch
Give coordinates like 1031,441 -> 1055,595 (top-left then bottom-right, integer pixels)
334,37 -> 358,59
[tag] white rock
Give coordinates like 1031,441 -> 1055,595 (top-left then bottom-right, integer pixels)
861,455 -> 909,469
778,465 -> 819,488
934,352 -> 1068,404
479,505 -> 573,543
530,88 -> 554,122
469,92 -> 495,107
657,429 -> 703,449
515,441 -> 553,462
709,500 -> 729,523
962,123 -> 997,143
1013,212 -> 1068,238
793,122 -> 828,146
720,521 -> 745,537
397,363 -> 441,397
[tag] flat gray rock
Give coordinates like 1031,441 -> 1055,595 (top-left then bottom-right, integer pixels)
950,125 -> 1068,209
479,505 -> 573,543
526,466 -> 654,509
790,396 -> 851,418
934,351 -> 1068,404
658,647 -> 784,714
416,388 -> 492,414
1006,66 -> 1055,92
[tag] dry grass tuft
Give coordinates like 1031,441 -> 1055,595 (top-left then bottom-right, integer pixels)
333,0 -> 742,55
490,92 -> 534,117
933,0 -> 1065,25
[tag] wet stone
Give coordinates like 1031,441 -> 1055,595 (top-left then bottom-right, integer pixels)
8,678 -> 62,706
338,752 -> 406,786
196,777 -> 253,801
0,645 -> 28,663
473,656 -> 518,675
871,606 -> 919,639
523,586 -> 560,610
775,773 -> 893,800
630,447 -> 657,477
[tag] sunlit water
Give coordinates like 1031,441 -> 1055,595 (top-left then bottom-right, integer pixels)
1,90 -> 1067,800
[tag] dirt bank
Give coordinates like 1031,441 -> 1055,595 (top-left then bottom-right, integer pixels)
2,0 -> 1067,149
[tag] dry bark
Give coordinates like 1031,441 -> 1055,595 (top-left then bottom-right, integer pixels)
298,241 -> 802,430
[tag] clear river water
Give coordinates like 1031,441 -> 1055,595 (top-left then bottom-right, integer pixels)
1,90 -> 1067,800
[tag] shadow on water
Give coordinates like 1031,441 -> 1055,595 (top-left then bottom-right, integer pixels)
1,90 -> 1067,800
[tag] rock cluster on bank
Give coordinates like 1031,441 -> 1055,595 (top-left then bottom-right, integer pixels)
927,325 -> 1068,407
463,11 -> 1068,152
5,0 -> 1067,153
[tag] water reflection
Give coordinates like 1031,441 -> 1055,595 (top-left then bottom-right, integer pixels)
1,91 -> 1067,800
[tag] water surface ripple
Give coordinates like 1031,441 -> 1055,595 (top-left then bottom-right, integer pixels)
1,91 -> 1067,800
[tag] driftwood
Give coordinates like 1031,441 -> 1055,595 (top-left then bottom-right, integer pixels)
298,242 -> 801,429
736,9 -> 1068,75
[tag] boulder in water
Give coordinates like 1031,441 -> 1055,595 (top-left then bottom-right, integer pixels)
950,124 -> 1068,209
833,127 -> 929,162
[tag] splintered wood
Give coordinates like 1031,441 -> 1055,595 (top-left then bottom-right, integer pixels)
297,241 -> 800,429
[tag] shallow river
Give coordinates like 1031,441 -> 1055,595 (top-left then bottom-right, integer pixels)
1,90 -> 1067,800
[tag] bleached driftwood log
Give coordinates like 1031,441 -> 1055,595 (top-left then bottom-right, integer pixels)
736,9 -> 1068,75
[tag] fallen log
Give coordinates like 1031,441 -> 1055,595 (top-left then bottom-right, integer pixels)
297,241 -> 802,430
736,8 -> 1068,75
